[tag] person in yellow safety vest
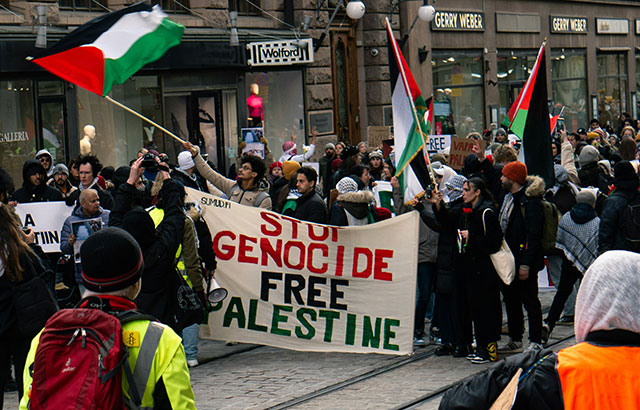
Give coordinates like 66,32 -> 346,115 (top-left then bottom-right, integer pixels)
149,205 -> 205,368
439,250 -> 640,409
20,227 -> 197,410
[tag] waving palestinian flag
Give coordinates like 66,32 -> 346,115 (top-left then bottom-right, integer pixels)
29,3 -> 184,96
386,18 -> 433,202
507,43 -> 554,187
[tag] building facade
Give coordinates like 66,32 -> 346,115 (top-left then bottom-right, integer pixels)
1,0 -> 640,184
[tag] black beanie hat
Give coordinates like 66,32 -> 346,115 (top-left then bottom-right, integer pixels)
81,227 -> 143,292
613,160 -> 639,191
121,208 -> 156,249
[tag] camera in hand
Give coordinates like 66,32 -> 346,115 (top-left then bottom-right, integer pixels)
140,152 -> 157,169
425,186 -> 433,199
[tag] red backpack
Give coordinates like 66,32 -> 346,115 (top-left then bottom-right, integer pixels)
28,308 -> 147,410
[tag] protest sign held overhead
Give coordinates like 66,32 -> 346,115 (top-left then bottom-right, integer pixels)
186,188 -> 419,355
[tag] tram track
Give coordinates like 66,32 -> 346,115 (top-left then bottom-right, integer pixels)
264,306 -> 574,410
392,333 -> 576,410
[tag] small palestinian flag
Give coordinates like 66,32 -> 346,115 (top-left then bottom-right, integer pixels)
386,18 -> 433,201
29,3 -> 184,96
507,43 -> 554,187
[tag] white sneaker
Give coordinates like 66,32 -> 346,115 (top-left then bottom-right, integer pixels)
187,359 -> 199,368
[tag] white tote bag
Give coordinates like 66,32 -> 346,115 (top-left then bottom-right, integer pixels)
482,209 -> 516,285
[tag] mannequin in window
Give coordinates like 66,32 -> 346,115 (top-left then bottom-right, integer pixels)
247,83 -> 263,127
80,124 -> 95,155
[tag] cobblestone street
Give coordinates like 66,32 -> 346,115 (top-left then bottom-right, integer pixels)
3,290 -> 575,410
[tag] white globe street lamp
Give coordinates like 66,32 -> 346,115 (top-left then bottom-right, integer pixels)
346,1 -> 366,20
417,4 -> 436,22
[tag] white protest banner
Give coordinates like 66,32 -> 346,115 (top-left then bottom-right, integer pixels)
186,188 -> 418,355
14,202 -> 73,253
425,134 -> 451,154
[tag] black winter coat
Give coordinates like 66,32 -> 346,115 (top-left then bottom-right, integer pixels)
109,180 -> 184,329
503,176 -> 545,272
598,188 -> 639,254
294,190 -> 328,224
11,160 -> 63,203
418,198 -> 465,294
435,197 -> 503,277
439,330 -> 640,410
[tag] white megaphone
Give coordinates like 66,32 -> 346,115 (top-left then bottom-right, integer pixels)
207,279 -> 228,304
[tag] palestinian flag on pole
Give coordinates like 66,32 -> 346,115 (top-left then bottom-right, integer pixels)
386,18 -> 433,201
507,43 -> 554,187
29,3 -> 184,96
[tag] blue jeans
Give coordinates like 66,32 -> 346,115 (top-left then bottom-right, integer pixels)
181,323 -> 199,361
414,262 -> 436,337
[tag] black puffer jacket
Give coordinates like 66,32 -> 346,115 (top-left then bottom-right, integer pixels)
329,191 -> 374,226
440,330 -> 640,410
598,188 -> 638,254
10,160 -> 63,203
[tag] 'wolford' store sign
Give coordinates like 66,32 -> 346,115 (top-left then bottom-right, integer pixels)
247,39 -> 314,66
431,11 -> 485,31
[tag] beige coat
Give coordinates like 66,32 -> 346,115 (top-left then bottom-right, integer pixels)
193,148 -> 272,209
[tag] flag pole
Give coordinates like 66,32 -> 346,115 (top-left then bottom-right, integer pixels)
385,18 -> 437,195
103,95 -> 186,145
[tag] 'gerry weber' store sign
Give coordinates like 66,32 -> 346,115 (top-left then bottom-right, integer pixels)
247,39 -> 314,66
431,11 -> 485,31
550,16 -> 587,34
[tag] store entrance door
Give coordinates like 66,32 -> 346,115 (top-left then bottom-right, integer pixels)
164,92 -> 225,172
331,29 -> 360,145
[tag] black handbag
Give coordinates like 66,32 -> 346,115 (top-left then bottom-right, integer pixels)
173,269 -> 204,332
12,252 -> 59,338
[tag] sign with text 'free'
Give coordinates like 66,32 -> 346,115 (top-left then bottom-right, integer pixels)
187,188 -> 418,355
247,39 -> 314,66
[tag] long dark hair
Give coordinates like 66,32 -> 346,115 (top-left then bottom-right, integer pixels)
0,204 -> 35,281
466,177 -> 497,209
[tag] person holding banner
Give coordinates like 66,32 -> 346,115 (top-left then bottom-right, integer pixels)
427,177 -> 503,363
184,141 -> 272,210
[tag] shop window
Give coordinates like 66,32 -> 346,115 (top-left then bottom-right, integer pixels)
58,0 -> 108,12
229,0 -> 261,16
0,0 -> 9,8
151,0 -> 189,13
0,81 -> 37,187
496,50 -> 537,128
431,50 -> 484,137
551,49 -> 587,133
597,52 -> 627,130
76,76 -> 161,169
245,71 -> 305,163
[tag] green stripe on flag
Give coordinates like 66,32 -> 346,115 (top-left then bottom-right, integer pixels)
396,95 -> 429,177
510,109 -> 528,139
103,17 -> 184,95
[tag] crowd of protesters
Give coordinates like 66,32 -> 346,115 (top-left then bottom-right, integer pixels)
1,113 -> 640,407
